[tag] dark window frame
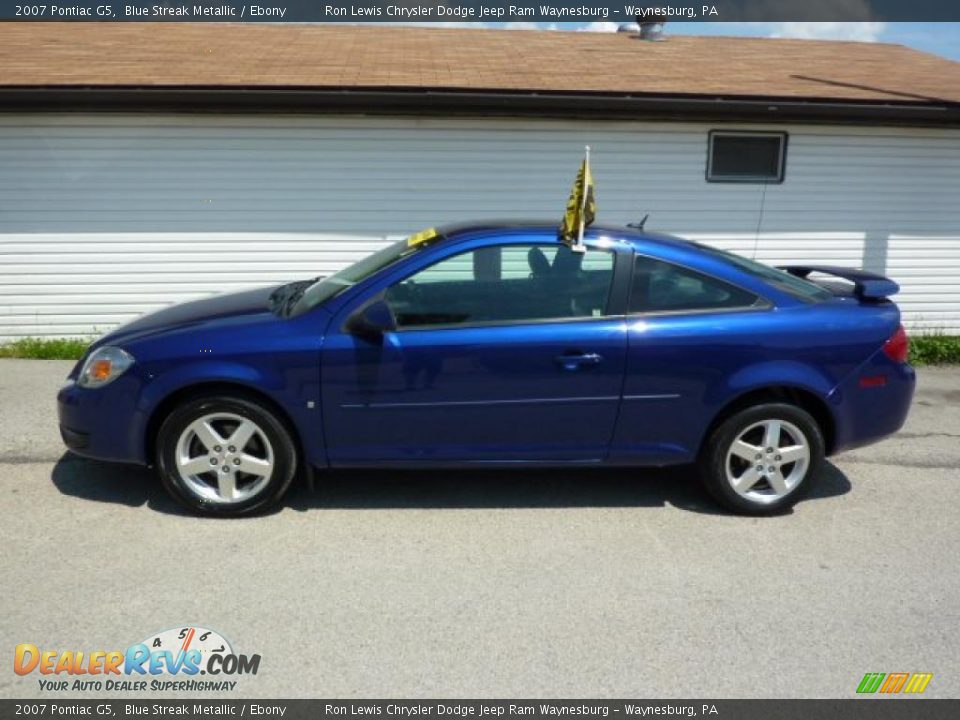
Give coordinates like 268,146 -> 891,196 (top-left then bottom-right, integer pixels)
706,130 -> 788,184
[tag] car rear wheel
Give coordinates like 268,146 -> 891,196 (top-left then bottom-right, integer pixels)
156,395 -> 298,516
700,402 -> 824,515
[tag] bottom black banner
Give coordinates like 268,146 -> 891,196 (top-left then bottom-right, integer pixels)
2,700 -> 958,720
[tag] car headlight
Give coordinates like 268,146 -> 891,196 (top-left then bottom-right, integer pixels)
77,346 -> 135,388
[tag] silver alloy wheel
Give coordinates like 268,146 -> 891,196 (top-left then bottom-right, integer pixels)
724,418 -> 810,505
175,412 -> 274,504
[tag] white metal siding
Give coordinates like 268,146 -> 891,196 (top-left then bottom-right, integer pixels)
1,114 -> 958,339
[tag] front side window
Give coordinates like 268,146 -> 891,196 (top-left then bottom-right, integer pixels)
707,131 -> 787,183
630,256 -> 760,314
385,244 -> 615,329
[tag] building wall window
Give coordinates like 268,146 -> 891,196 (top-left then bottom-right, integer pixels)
707,131 -> 788,183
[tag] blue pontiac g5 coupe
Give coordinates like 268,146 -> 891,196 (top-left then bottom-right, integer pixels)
57,222 -> 915,516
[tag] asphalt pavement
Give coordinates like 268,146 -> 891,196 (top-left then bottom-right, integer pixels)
0,359 -> 958,699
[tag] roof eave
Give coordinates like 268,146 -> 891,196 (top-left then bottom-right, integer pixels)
2,86 -> 959,128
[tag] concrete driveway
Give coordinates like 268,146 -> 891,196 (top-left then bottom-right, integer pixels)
1,359 -> 958,699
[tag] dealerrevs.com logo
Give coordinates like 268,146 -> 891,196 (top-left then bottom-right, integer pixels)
14,626 -> 261,693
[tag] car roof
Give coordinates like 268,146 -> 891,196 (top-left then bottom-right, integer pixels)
435,220 -> 813,307
437,219 -> 695,251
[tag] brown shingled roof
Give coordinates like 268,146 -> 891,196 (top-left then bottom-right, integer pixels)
1,23 -> 959,105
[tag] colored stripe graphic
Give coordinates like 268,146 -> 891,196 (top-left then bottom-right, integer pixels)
856,672 -> 933,694
857,673 -> 886,694
880,673 -> 910,693
903,673 -> 934,694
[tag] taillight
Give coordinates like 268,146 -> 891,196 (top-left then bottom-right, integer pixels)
882,324 -> 909,364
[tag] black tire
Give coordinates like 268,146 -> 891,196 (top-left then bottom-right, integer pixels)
156,395 -> 298,516
699,402 -> 824,515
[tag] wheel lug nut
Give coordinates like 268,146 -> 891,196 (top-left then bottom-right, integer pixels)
222,466 -> 230,473
233,458 -> 241,465
210,458 -> 218,465
766,447 -> 773,453
768,466 -> 775,473
754,453 -> 762,460
228,446 -> 236,453
756,465 -> 764,472
214,445 -> 222,453
775,454 -> 782,461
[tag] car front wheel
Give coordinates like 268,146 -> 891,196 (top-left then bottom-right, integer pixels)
700,402 -> 824,515
156,395 -> 298,516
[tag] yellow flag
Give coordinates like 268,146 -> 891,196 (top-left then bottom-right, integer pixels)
559,150 -> 596,248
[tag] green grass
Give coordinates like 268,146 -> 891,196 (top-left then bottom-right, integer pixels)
1,333 -> 959,366
0,337 -> 91,360
910,334 -> 960,366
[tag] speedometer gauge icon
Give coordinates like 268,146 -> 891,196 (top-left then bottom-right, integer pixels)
140,626 -> 233,669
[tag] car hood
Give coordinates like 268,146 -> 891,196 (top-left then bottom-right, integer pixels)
96,285 -> 282,346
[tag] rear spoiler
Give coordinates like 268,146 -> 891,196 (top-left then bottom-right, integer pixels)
779,265 -> 900,300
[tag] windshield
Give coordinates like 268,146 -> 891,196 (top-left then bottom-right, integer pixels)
289,237 -> 426,317
693,243 -> 833,303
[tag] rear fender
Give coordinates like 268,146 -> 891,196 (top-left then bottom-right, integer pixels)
701,361 -> 839,448
718,360 -> 837,403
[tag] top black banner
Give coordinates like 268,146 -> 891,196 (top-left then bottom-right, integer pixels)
2,1 -> 960,22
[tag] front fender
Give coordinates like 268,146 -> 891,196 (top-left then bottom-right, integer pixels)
137,360 -> 271,413
127,357 -> 323,468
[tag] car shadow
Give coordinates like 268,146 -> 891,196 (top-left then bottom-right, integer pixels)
50,454 -> 193,516
51,453 -> 853,517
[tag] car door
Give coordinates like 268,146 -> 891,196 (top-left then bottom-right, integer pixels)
320,237 -> 630,465
610,253 -> 770,465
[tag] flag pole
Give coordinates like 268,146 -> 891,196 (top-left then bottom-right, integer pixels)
574,145 -> 589,253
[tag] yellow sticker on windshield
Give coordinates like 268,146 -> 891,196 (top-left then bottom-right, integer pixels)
407,227 -> 440,247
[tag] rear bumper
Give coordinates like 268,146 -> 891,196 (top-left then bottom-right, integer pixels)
829,356 -> 916,455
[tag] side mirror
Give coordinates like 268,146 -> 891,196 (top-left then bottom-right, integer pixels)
345,298 -> 396,338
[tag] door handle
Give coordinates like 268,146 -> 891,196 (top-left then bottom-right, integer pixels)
555,352 -> 603,370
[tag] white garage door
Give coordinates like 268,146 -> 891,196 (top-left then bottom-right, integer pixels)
1,113 -> 958,338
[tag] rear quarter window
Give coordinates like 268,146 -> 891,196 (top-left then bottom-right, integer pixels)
691,243 -> 834,303
630,256 -> 760,314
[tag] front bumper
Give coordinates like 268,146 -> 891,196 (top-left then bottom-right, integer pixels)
57,376 -> 149,464
59,424 -> 89,450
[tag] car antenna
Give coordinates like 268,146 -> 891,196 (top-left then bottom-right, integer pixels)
627,213 -> 650,231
